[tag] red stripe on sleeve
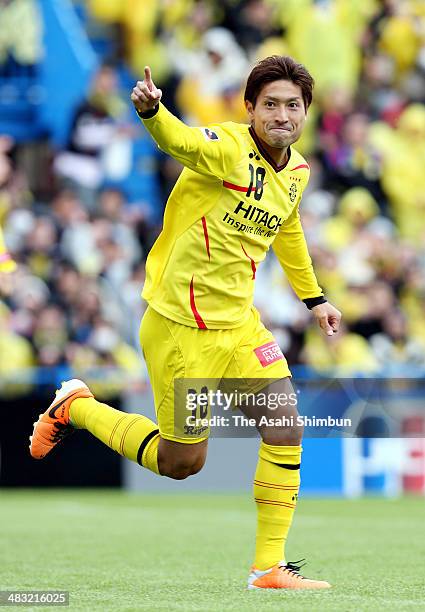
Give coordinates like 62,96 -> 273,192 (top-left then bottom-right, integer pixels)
223,180 -> 249,193
240,243 -> 256,280
189,276 -> 207,329
289,163 -> 310,171
201,216 -> 210,260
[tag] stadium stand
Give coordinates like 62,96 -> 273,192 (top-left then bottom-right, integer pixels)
1,0 -> 425,393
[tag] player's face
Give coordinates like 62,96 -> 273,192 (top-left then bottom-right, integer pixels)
245,80 -> 307,149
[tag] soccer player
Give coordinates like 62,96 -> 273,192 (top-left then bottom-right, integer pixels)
30,56 -> 341,590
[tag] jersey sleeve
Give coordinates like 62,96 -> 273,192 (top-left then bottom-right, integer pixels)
139,103 -> 242,179
0,225 -> 16,273
272,202 -> 323,301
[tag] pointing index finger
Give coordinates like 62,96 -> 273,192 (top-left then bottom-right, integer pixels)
144,66 -> 153,90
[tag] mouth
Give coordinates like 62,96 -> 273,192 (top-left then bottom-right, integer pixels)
269,127 -> 292,133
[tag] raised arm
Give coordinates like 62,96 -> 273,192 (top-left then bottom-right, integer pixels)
131,66 -> 242,179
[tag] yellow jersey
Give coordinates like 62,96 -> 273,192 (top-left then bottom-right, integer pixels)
139,103 -> 322,329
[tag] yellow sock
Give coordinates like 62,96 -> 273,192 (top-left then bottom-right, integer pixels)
253,442 -> 302,570
70,397 -> 161,475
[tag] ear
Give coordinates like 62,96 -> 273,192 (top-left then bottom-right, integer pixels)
245,99 -> 254,123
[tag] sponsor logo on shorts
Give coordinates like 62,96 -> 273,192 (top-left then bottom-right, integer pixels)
200,127 -> 219,141
254,341 -> 284,367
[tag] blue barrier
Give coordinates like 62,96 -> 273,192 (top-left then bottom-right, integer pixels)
38,0 -> 98,146
0,0 -> 97,144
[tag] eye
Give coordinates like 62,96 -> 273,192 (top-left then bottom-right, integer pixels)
265,101 -> 275,107
288,102 -> 300,109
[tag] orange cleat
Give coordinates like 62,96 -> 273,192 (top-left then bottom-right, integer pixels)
29,379 -> 93,459
248,559 -> 331,590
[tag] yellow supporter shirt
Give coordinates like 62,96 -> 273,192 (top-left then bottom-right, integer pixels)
140,103 -> 322,329
0,226 -> 16,273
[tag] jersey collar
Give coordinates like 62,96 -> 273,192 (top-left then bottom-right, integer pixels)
248,126 -> 292,172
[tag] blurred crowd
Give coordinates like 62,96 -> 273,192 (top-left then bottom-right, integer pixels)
1,0 -> 425,390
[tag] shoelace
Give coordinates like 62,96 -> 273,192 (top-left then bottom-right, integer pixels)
51,421 -> 74,443
281,558 -> 307,579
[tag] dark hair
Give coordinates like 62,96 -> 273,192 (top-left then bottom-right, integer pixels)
244,56 -> 314,110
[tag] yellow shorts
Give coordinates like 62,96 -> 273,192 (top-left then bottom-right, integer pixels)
139,305 -> 291,444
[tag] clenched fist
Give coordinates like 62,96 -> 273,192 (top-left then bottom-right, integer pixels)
131,66 -> 162,114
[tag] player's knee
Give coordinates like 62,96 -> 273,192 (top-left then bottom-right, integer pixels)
157,438 -> 207,479
161,456 -> 205,480
164,464 -> 199,480
166,467 -> 191,480
190,454 -> 206,475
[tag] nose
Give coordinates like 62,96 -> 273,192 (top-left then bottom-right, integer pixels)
275,105 -> 289,124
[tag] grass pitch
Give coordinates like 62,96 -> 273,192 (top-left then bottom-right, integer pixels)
0,491 -> 423,611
